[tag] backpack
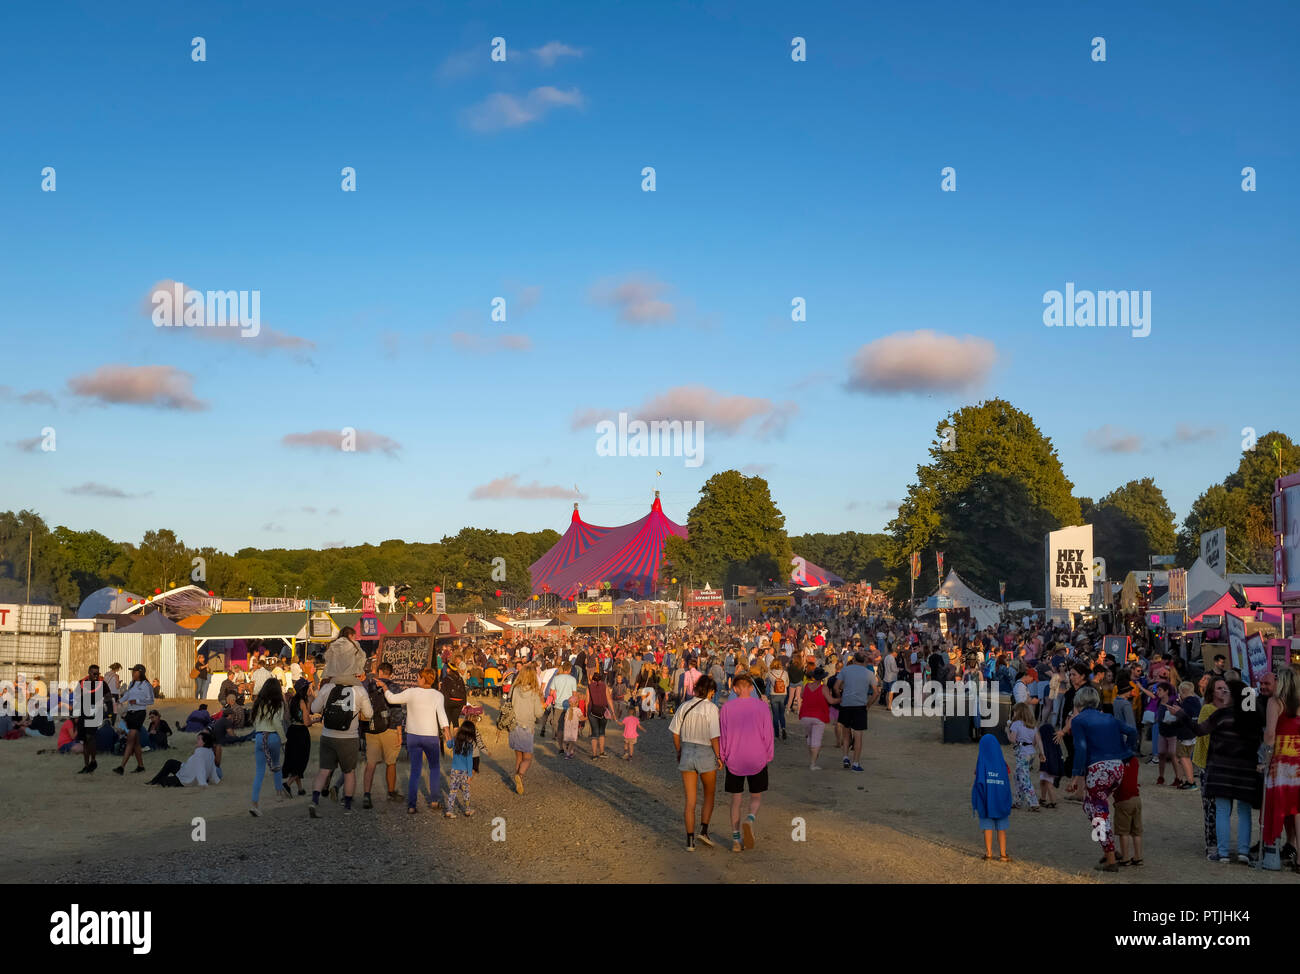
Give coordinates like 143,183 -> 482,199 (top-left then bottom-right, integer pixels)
496,694 -> 518,732
365,683 -> 390,734
773,674 -> 787,695
322,685 -> 355,732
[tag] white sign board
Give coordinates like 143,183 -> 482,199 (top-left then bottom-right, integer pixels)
0,604 -> 19,632
1200,527 -> 1227,577
1225,612 -> 1248,675
1044,524 -> 1093,624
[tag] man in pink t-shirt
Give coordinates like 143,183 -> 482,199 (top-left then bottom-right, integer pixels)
719,673 -> 775,853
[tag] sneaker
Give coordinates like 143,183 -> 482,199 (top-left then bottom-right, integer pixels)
387,790 -> 402,802
851,764 -> 864,773
463,809 -> 475,817
731,835 -> 743,853
363,795 -> 373,809
77,766 -> 91,775
686,838 -> 696,852
1156,777 -> 1165,785
308,804 -> 319,819
343,805 -> 353,815
842,757 -> 851,769
131,766 -> 145,774
249,806 -> 262,817
514,773 -> 524,795
1179,782 -> 1198,791
696,832 -> 715,848
112,766 -> 124,776
810,765 -> 821,771
444,811 -> 457,818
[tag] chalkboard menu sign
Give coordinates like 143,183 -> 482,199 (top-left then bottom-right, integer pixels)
377,633 -> 434,690
376,633 -> 434,731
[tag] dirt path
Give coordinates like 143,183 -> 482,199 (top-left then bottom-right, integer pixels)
3,697 -> 1292,884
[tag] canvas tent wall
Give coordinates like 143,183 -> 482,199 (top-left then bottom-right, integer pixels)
927,570 -> 1002,630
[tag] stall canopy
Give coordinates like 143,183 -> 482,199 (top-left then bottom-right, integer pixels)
927,570 -> 1002,630
530,492 -> 687,599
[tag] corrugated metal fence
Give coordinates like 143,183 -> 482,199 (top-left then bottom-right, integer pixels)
59,632 -> 196,698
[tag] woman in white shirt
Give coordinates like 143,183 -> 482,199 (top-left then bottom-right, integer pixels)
148,731 -> 221,787
669,675 -> 722,851
114,664 -> 154,776
378,667 -> 450,814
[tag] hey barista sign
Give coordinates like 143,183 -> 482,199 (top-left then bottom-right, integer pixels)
1044,524 -> 1093,619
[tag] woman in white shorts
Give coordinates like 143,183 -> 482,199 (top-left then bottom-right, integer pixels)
670,675 -> 722,852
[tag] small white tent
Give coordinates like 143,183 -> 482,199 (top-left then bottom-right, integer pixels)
930,570 -> 1002,630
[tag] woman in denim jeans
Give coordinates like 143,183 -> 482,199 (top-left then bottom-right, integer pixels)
248,679 -> 292,816
1172,678 -> 1264,864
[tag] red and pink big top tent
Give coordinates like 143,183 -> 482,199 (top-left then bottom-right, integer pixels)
529,492 -> 687,599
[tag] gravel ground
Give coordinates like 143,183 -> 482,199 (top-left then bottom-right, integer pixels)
4,695 -> 1295,885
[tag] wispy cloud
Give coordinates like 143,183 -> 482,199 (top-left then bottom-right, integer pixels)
449,332 -> 533,353
1164,423 -> 1218,447
143,280 -> 316,360
1085,424 -> 1144,454
590,275 -> 677,326
67,364 -> 208,411
281,429 -> 401,456
262,522 -> 285,533
572,385 -> 795,439
439,40 -> 583,79
846,330 -> 997,395
470,475 -> 585,500
532,41 -> 583,66
0,386 -> 55,406
65,482 -> 145,499
464,86 -> 584,132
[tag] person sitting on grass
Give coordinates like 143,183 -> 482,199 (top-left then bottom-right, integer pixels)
147,731 -> 221,788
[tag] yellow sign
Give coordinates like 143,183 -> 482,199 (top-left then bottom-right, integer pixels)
756,595 -> 793,610
575,600 -> 613,616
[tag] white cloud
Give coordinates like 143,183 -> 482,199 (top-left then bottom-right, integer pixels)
846,330 -> 997,394
1085,424 -> 1144,454
464,86 -> 584,132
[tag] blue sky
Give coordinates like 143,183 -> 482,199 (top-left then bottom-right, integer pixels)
1,0 -> 1296,552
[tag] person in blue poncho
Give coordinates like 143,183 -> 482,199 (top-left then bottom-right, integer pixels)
972,734 -> 1013,861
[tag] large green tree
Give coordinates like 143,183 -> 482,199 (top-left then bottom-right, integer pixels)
933,472 -> 1059,601
1086,477 -> 1176,579
664,471 -> 791,589
886,399 -> 1080,601
1177,431 -> 1299,571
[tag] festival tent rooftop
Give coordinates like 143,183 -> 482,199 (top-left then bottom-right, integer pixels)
924,570 -> 1002,630
116,612 -> 192,635
121,584 -> 214,620
531,492 -> 687,599
529,503 -> 615,595
77,586 -> 143,618
794,558 -> 844,589
1190,585 -> 1286,628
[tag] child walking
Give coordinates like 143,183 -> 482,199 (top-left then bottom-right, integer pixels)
1037,718 -> 1065,808
1113,754 -> 1143,867
562,693 -> 586,758
1007,703 -> 1040,811
621,710 -> 641,760
446,720 -> 484,818
972,734 -> 1013,862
